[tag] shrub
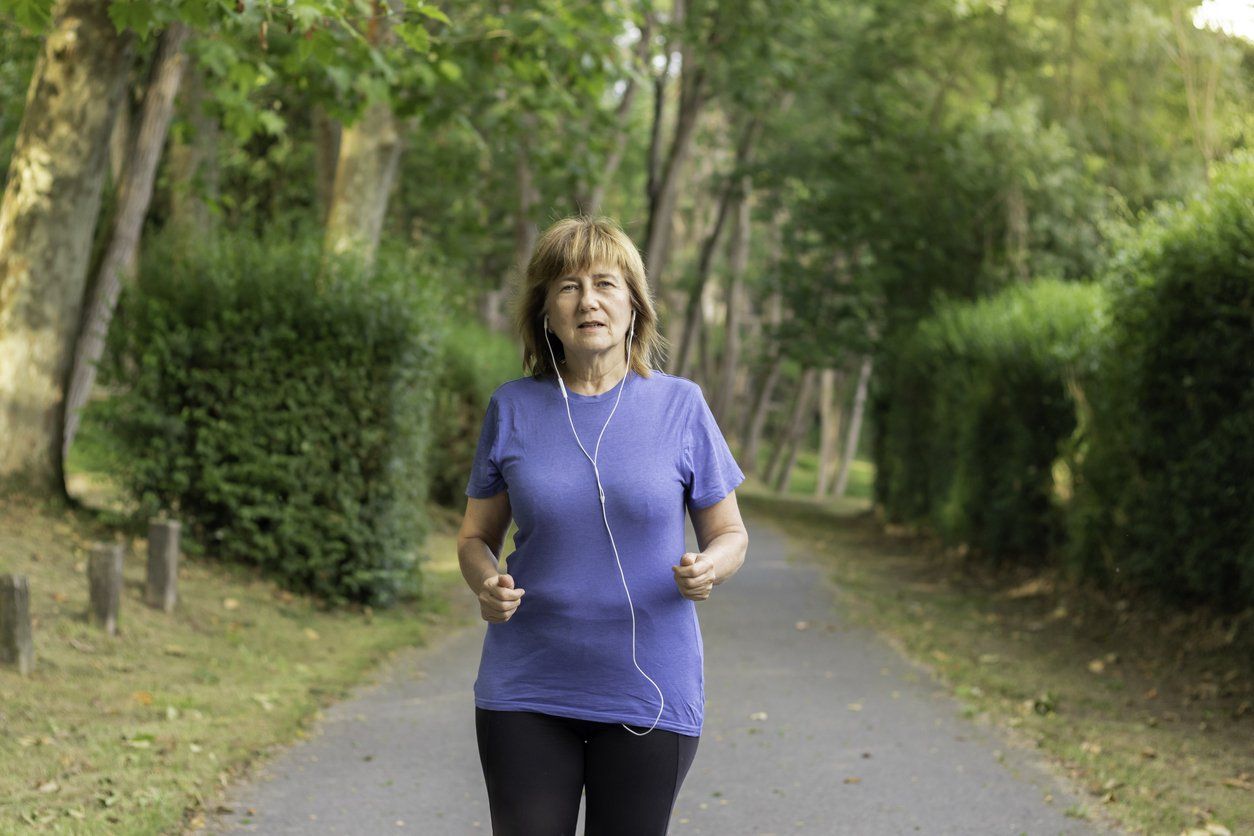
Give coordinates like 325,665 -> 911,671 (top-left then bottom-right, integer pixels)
92,225 -> 444,607
1067,153 -> 1254,610
881,278 -> 1106,564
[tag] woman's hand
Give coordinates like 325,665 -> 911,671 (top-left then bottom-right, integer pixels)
479,573 -> 525,623
673,553 -> 716,601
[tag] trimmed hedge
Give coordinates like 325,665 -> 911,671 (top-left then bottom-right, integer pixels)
874,152 -> 1253,610
427,318 -> 520,508
92,226 -> 444,607
1066,154 -> 1254,609
878,279 -> 1106,563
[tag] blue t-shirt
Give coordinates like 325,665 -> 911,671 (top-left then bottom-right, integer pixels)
464,369 -> 745,737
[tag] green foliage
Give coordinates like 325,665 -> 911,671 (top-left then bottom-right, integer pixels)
426,318 -> 520,508
1067,152 -> 1254,610
91,224 -> 445,607
878,278 -> 1107,564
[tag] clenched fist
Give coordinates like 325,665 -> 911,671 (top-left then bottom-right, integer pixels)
673,552 -> 716,601
479,573 -> 525,623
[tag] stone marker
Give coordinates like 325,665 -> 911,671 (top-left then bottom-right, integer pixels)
145,518 -> 181,613
0,574 -> 34,675
88,543 -> 124,636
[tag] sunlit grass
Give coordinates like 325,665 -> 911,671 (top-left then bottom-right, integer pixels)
0,413 -> 473,833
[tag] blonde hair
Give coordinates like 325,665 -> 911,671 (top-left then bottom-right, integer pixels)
511,216 -> 668,379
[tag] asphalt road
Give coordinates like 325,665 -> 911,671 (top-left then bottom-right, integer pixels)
201,510 -> 1108,836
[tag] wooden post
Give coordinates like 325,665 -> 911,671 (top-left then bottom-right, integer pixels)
88,543 -> 124,635
0,574 -> 34,675
145,518 -> 180,613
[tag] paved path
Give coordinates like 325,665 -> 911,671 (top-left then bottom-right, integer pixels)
202,511 -> 1107,835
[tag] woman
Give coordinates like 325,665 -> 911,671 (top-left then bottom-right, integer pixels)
457,216 -> 749,835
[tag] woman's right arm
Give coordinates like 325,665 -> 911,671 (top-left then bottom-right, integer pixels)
457,491 -> 525,622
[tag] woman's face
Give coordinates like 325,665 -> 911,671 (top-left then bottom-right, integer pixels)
545,264 -> 634,363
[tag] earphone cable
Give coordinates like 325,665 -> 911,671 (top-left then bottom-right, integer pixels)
543,312 -> 664,736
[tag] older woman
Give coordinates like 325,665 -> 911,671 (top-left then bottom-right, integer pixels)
458,216 -> 749,835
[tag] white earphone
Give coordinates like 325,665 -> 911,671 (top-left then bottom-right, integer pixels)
542,309 -> 663,736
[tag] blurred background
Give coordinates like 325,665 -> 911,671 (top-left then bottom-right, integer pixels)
0,0 -> 1249,832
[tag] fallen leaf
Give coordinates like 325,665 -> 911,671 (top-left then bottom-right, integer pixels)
304,628 -> 319,640
843,776 -> 861,784
222,598 -> 240,611
1005,577 -> 1053,598
1088,658 -> 1105,674
132,691 -> 153,706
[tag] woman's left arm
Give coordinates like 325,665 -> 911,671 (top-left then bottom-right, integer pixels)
675,491 -> 749,600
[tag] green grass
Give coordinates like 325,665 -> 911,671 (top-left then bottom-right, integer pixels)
0,485 -> 472,834
738,484 -> 1253,836
749,442 -> 875,503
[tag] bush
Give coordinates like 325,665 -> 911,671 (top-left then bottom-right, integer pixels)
877,278 -> 1106,564
92,225 -> 444,607
426,318 -> 520,508
1067,153 -> 1254,610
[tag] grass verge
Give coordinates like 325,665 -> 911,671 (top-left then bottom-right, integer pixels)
738,484 -> 1252,836
0,488 -> 471,834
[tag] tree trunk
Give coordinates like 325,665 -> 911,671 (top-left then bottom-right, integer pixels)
739,289 -> 784,477
323,1 -> 404,272
833,354 -> 874,499
322,98 -> 404,272
0,0 -> 134,493
1005,180 -> 1029,283
312,103 -> 341,226
740,350 -> 779,477
63,22 -> 191,462
814,367 -> 848,497
697,306 -> 712,386
108,83 -> 132,187
675,117 -> 760,377
167,52 -> 221,237
644,0 -> 706,336
674,194 -> 730,380
712,178 -> 749,430
770,367 -> 820,494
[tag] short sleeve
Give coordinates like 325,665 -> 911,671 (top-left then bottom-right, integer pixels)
465,394 -> 508,498
682,388 -> 746,510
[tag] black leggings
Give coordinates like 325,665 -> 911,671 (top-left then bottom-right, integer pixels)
475,708 -> 700,836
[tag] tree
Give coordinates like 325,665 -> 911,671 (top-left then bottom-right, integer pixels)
0,0 -> 134,493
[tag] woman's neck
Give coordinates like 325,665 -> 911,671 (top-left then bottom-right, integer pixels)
558,357 -> 630,396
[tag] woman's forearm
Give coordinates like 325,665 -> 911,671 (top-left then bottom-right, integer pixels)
703,529 -> 748,586
458,537 -> 502,593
